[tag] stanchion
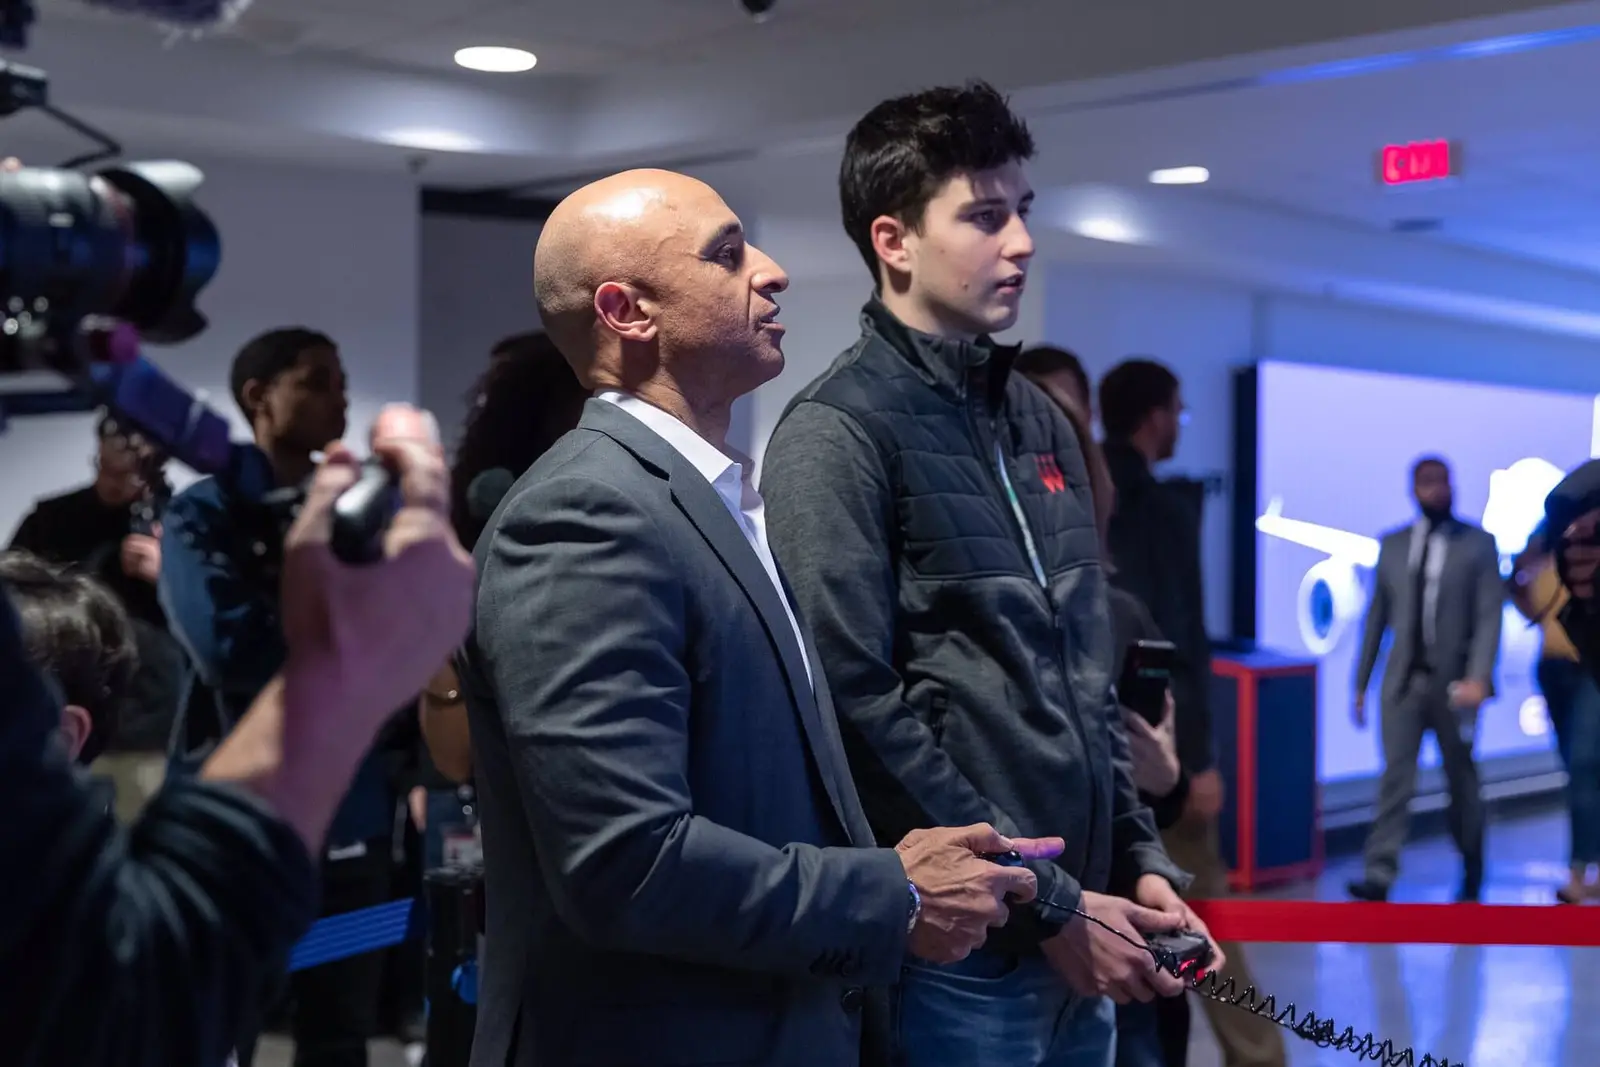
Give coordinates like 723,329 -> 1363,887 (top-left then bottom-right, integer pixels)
424,864 -> 484,1067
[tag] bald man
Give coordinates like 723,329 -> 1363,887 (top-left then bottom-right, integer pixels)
456,170 -> 1059,1067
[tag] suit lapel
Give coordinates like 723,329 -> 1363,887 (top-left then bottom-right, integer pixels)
664,454 -> 855,838
786,571 -> 876,847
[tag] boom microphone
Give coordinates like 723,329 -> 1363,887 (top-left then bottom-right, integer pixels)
466,468 -> 517,522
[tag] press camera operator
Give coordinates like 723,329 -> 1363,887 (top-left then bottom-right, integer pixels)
1,402 -> 476,1067
7,416 -> 193,820
158,328 -> 420,1067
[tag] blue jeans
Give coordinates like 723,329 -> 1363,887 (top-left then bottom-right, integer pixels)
1538,657 -> 1600,864
899,952 -> 1116,1067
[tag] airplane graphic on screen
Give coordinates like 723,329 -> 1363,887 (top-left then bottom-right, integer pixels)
1257,456 -> 1568,656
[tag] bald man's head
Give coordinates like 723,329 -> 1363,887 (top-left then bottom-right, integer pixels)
532,169 -> 790,408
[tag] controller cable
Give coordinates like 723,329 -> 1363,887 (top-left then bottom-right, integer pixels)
1065,906 -> 1459,1067
983,854 -> 1461,1067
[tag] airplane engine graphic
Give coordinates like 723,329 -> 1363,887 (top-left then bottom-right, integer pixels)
1296,558 -> 1365,656
1259,456 -> 1567,656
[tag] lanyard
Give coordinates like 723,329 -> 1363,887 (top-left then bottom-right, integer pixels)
994,441 -> 1049,589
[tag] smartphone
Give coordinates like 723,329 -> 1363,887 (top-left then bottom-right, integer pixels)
1118,639 -> 1175,726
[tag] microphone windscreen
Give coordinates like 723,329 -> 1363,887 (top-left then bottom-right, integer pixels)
467,468 -> 517,521
1547,459 -> 1600,538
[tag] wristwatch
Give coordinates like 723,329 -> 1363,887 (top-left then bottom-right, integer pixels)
905,881 -> 922,935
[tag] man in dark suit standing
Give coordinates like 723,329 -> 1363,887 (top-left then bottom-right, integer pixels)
458,168 -> 1057,1067
1350,456 -> 1503,903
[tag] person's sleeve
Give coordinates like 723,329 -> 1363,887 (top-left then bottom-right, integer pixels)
7,505 -> 44,553
1145,771 -> 1191,831
761,400 -> 1080,941
1467,531 -> 1505,686
477,470 -> 910,985
1104,684 -> 1192,896
158,487 -> 285,702
0,591 -> 318,1067
1354,540 -> 1392,696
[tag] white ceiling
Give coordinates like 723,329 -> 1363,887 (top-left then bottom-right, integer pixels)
13,0 -> 1600,285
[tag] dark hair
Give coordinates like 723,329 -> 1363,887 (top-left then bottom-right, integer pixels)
449,331 -> 590,548
230,327 -> 335,418
840,80 -> 1035,282
1412,455 -> 1450,481
1098,358 -> 1180,441
1016,346 -> 1090,409
0,550 -> 137,764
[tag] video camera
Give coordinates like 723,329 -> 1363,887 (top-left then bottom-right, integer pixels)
0,60 -> 396,564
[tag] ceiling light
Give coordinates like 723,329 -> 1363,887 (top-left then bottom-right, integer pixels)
381,128 -> 484,153
454,46 -> 537,73
1148,166 -> 1210,185
1073,217 -> 1137,243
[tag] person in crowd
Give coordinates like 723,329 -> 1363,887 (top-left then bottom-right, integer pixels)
760,84 -> 1209,1067
2,402 -> 475,1067
1509,522 -> 1600,903
1350,456 -> 1502,903
0,549 -> 137,767
1021,347 -> 1282,1067
8,416 -> 191,821
418,330 -> 590,806
161,328 -> 408,1067
460,166 -> 1057,1067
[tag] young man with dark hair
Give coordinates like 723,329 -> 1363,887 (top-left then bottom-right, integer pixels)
161,327 -> 404,1067
762,83 -> 1212,1067
0,549 -> 137,766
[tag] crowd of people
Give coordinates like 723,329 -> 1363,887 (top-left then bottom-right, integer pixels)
7,78 -> 1600,1067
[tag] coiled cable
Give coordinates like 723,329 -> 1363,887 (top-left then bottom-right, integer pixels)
1071,907 -> 1462,1067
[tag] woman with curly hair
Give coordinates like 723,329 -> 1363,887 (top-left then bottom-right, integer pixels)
421,331 -> 588,792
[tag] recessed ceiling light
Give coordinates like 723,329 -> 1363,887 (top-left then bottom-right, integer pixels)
1074,217 -> 1137,243
454,46 -> 537,73
1148,166 -> 1210,185
381,128 -> 484,153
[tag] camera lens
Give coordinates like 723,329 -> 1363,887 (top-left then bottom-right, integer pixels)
0,160 -> 219,372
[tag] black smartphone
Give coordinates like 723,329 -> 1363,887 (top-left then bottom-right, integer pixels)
1117,639 -> 1175,726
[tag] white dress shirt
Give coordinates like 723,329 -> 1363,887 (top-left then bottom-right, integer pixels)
597,390 -> 814,686
1407,519 -> 1451,650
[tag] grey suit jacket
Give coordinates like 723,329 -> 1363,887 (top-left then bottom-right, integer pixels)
458,400 -> 911,1067
1354,519 -> 1504,709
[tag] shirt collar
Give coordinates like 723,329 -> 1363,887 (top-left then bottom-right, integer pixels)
595,390 -> 751,491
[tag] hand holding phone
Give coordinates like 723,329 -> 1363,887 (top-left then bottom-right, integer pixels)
1117,640 -> 1176,726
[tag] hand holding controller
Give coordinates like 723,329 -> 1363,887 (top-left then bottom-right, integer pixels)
895,826 -> 1064,964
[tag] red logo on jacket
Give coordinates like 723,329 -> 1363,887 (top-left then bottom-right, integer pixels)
1035,455 -> 1066,494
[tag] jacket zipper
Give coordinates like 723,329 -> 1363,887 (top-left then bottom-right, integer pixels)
976,411 -> 1100,878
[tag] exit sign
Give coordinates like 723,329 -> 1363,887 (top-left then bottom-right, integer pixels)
1379,140 -> 1458,186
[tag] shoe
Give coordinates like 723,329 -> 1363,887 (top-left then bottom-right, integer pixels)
1347,879 -> 1389,902
1457,862 -> 1483,903
1557,883 -> 1585,905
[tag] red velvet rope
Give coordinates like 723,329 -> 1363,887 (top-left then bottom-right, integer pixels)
1189,900 -> 1600,946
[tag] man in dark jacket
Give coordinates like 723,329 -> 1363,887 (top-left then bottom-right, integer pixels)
9,416 -> 191,820
160,328 -> 402,1067
1099,359 -> 1284,1067
762,82 -> 1212,1067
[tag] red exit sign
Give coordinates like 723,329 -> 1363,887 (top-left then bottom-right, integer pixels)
1379,140 -> 1458,186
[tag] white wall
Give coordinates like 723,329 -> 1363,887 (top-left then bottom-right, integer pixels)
1040,263 -> 1600,636
417,214 -> 545,452
0,156 -> 420,538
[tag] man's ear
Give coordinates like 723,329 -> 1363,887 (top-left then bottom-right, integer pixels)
59,704 -> 92,763
594,282 -> 659,344
869,215 -> 913,283
239,378 -> 267,423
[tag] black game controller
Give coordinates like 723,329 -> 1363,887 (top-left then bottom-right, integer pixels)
981,850 -> 1027,867
1144,930 -> 1213,978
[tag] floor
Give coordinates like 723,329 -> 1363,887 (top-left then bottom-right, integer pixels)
258,810 -> 1595,1067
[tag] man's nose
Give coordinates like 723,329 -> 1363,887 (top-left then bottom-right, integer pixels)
750,243 -> 789,294
1007,215 -> 1036,262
